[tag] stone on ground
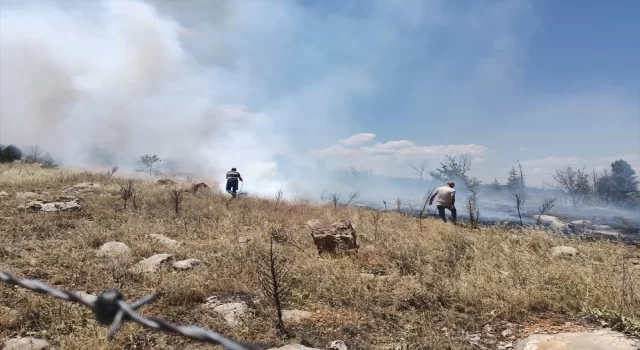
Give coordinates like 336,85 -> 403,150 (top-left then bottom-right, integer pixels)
0,190 -> 9,198
213,302 -> 250,327
328,340 -> 348,350
4,337 -> 50,350
146,233 -> 182,248
550,246 -> 578,258
18,197 -> 81,212
173,258 -> 202,271
66,182 -> 101,193
308,220 -> 359,255
97,241 -> 131,258
534,215 -> 568,230
268,345 -> 321,350
514,329 -> 639,350
129,254 -> 174,273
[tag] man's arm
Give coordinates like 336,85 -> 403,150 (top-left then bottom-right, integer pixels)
239,173 -> 243,181
428,189 -> 438,205
450,190 -> 455,208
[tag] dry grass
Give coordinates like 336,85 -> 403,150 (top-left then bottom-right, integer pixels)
1,162 -> 639,349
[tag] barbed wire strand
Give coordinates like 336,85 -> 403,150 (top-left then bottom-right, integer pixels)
0,270 -> 263,350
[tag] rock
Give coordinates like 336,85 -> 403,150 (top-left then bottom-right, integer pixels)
514,329 -> 639,350
282,309 -> 312,323
0,190 -> 9,198
501,329 -> 514,337
97,241 -> 131,258
498,342 -> 514,350
18,197 -> 81,212
65,182 -> 101,193
213,302 -> 249,327
305,219 -> 324,229
146,234 -> 182,248
328,340 -> 348,350
550,246 -> 578,258
534,215 -> 568,230
4,337 -> 50,350
308,220 -> 359,255
268,345 -> 321,350
570,220 -> 592,226
129,254 -> 174,273
173,258 -> 202,271
156,179 -> 176,186
16,192 -> 42,200
360,273 -> 376,279
191,182 -> 209,193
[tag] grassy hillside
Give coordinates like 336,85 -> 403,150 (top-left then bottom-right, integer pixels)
1,163 -> 638,349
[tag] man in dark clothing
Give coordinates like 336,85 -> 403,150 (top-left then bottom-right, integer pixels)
225,167 -> 243,197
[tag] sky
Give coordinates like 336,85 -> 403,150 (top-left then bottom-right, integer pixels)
0,0 -> 638,194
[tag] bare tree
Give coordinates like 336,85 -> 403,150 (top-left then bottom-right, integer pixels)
409,160 -> 428,182
253,237 -> 293,339
465,197 -> 480,228
106,165 -> 119,180
382,200 -> 388,211
552,166 -> 592,207
169,188 -> 185,215
507,164 -> 526,226
395,197 -> 402,212
119,180 -> 135,209
345,191 -> 360,206
329,193 -> 340,209
274,188 -> 284,211
371,209 -> 383,240
536,197 -> 558,224
416,190 -> 433,232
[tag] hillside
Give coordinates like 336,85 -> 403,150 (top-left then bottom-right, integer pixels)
1,163 -> 639,350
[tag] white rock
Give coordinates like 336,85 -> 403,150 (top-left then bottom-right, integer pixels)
173,258 -> 202,271
328,340 -> 348,350
146,234 -> 182,248
129,254 -> 174,273
213,302 -> 249,327
282,309 -> 312,323
514,329 -> 639,350
571,220 -> 592,225
534,215 -> 568,230
4,337 -> 50,350
550,246 -> 578,258
97,242 -> 131,258
0,190 -> 9,197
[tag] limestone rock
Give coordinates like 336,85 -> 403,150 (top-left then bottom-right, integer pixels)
19,197 -> 81,212
282,309 -> 312,323
129,254 -> 174,273
213,302 -> 249,327
146,233 -> 182,248
97,242 -> 131,258
4,337 -> 50,350
173,258 -> 202,271
514,329 -> 639,350
328,340 -> 348,350
0,190 -> 9,198
534,215 -> 568,230
550,246 -> 578,258
308,220 -> 359,255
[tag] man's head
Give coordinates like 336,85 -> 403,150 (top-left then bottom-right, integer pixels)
231,167 -> 236,171
447,181 -> 455,188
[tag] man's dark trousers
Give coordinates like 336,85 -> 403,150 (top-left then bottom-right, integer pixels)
437,205 -> 456,223
226,180 -> 238,197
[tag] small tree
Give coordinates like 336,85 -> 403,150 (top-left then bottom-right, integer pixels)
24,145 -> 42,163
169,188 -> 185,215
552,166 -> 591,207
371,209 -> 383,240
507,163 -> 526,226
409,160 -> 428,182
329,193 -> 340,210
138,154 -> 161,176
416,190 -> 433,232
0,144 -> 22,163
253,236 -> 293,339
395,197 -> 402,212
491,178 -> 501,191
119,180 -> 135,209
536,196 -> 557,224
106,165 -> 119,180
274,188 -> 284,211
345,191 -> 360,206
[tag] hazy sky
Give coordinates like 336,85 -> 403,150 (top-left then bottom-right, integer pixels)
0,0 -> 638,192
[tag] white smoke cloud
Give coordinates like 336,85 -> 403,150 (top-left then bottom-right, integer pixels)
0,0 -> 287,195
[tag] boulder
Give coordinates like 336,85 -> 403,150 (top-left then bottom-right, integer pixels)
129,254 -> 174,273
97,241 -> 131,258
191,182 -> 209,193
19,197 -> 81,212
534,215 -> 568,230
213,302 -> 250,327
308,220 -> 359,255
550,246 -> 578,258
173,258 -> 202,271
514,329 -> 639,350
0,190 -> 9,198
4,337 -> 50,350
328,340 -> 348,350
146,234 -> 182,248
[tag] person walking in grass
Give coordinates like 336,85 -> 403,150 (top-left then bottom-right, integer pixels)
225,167 -> 243,197
429,181 -> 456,224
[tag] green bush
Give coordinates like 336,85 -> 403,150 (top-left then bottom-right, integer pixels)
0,144 -> 22,163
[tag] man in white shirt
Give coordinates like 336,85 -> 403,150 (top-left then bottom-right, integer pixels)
428,181 -> 456,224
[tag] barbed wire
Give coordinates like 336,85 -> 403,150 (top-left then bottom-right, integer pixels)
0,270 -> 263,350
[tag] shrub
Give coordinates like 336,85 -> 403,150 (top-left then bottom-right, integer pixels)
0,144 -> 23,163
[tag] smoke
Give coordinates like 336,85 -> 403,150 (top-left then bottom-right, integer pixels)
0,0 -> 291,194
